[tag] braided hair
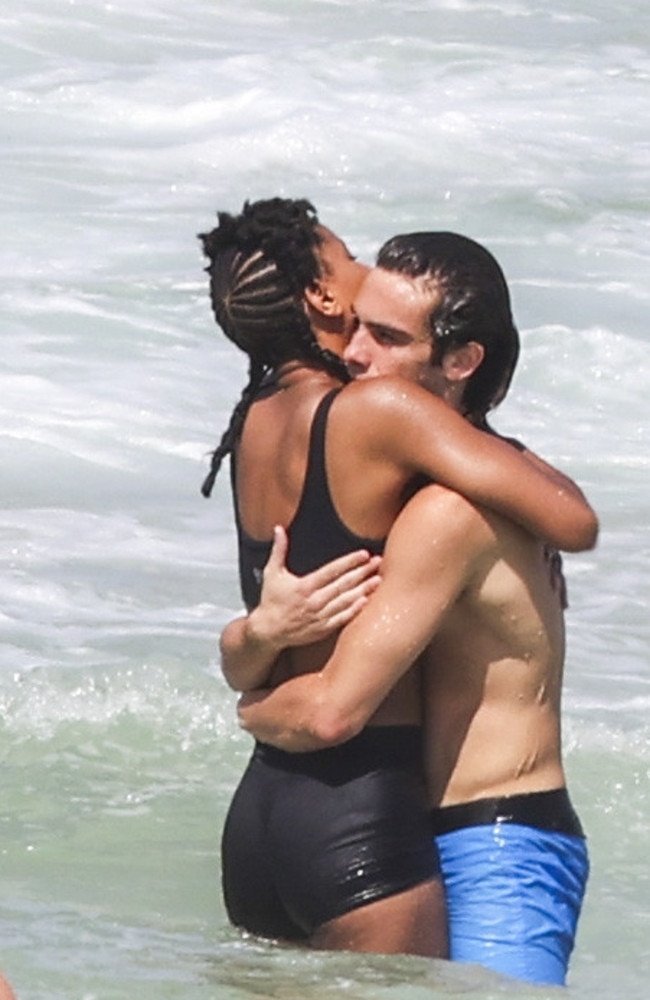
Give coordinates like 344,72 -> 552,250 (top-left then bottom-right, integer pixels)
199,198 -> 350,497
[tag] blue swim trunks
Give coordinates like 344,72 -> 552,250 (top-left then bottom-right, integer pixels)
432,789 -> 589,986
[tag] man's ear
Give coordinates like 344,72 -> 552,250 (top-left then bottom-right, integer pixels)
303,281 -> 344,317
441,341 -> 485,382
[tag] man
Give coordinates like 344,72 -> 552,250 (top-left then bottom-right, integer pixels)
206,201 -> 598,959
230,232 -> 591,985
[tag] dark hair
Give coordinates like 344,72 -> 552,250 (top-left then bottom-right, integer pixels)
198,198 -> 349,496
376,232 -> 520,423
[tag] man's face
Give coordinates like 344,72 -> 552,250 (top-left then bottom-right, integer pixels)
345,267 -> 446,394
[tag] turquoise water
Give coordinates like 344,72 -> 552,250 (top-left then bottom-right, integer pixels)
1,1 -> 648,997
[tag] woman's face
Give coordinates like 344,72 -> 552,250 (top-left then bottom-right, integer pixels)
314,226 -> 369,334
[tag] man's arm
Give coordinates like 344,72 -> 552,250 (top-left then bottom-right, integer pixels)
220,526 -> 382,691
237,486 -> 492,749
223,380 -> 597,693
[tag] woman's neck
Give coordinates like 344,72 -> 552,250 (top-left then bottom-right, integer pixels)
270,359 -> 339,392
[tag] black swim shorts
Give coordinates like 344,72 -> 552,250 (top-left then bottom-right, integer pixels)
221,725 -> 440,941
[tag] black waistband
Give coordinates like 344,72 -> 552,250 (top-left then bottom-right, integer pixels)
254,725 -> 423,777
430,788 -> 585,839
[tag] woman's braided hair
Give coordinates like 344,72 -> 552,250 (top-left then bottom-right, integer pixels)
199,198 -> 349,497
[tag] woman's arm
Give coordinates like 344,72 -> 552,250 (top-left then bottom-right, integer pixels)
350,377 -> 598,553
222,379 -> 597,692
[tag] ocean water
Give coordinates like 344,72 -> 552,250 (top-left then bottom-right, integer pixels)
1,1 -> 648,997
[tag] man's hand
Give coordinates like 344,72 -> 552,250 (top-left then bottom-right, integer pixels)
219,526 -> 381,692
247,525 -> 382,651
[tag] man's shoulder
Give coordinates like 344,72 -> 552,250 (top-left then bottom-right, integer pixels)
399,483 -> 495,549
409,481 -> 483,515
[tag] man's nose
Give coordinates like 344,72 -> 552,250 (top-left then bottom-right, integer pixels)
343,324 -> 370,375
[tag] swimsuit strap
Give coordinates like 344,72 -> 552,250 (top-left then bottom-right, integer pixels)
295,388 -> 342,516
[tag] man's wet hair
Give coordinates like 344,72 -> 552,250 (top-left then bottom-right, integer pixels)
377,232 -> 520,424
199,197 -> 349,496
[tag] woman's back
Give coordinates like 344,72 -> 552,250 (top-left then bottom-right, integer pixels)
234,369 -> 340,541
233,369 -> 422,726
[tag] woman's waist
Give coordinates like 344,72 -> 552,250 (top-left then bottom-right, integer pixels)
254,724 -> 424,776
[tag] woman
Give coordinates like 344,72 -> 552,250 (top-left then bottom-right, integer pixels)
200,197 -> 596,955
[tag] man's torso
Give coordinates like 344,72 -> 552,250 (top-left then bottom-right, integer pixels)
421,495 -> 567,807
